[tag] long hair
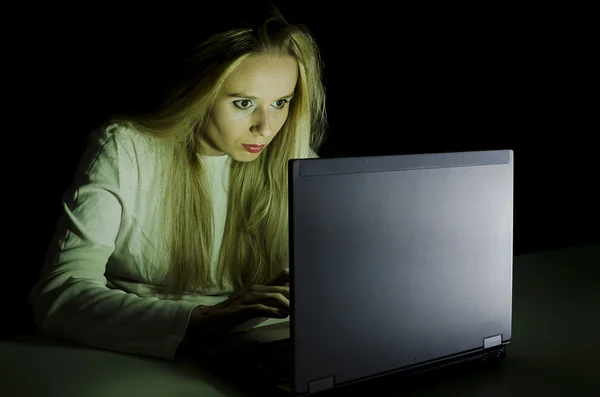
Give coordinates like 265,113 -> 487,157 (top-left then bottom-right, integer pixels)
110,4 -> 327,297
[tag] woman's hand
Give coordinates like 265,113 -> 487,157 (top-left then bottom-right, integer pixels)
187,268 -> 290,338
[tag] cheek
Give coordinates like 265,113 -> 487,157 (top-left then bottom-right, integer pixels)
212,107 -> 244,138
272,110 -> 291,132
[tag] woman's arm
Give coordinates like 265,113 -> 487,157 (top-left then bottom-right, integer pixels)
28,127 -> 200,361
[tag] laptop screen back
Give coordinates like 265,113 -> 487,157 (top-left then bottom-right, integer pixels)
288,150 -> 514,394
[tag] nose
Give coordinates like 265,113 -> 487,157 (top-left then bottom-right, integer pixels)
250,107 -> 274,137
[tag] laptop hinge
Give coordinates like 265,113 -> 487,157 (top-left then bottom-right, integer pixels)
483,334 -> 502,349
308,376 -> 335,394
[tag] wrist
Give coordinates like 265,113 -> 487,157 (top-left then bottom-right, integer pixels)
186,304 -> 237,339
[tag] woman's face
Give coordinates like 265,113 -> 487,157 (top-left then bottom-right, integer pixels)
202,54 -> 298,161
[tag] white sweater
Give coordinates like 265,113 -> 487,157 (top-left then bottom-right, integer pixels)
28,124 -> 318,360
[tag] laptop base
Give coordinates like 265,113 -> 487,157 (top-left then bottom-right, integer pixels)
195,341 -> 509,396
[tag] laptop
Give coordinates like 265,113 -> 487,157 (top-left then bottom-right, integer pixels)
193,149 -> 514,396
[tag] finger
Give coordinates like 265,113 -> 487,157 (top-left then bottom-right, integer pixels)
279,268 -> 289,282
242,303 -> 289,319
249,285 -> 289,299
242,291 -> 290,311
262,293 -> 290,311
267,268 -> 290,286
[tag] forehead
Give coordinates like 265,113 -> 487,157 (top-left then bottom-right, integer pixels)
222,54 -> 298,97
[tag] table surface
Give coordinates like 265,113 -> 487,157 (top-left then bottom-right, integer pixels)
2,243 -> 599,397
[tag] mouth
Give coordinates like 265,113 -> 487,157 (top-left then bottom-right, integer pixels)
242,144 -> 265,153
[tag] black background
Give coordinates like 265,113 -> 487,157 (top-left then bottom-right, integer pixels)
5,3 -> 598,335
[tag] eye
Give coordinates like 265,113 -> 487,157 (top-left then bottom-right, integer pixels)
233,99 -> 254,110
273,99 -> 289,109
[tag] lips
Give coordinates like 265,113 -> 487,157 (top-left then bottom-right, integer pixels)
242,144 -> 265,153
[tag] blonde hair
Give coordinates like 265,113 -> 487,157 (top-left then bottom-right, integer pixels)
110,5 -> 327,297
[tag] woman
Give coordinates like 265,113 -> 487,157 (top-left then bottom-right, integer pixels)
28,3 -> 327,360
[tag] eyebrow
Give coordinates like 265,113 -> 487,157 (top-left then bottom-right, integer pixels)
226,92 -> 295,100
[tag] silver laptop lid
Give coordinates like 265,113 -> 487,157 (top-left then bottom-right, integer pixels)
289,150 -> 514,394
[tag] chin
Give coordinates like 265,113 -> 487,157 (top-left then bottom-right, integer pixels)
231,152 -> 262,163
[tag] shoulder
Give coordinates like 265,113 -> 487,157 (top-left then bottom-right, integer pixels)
89,123 -> 154,160
77,122 -> 159,183
87,122 -> 159,164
